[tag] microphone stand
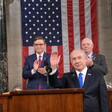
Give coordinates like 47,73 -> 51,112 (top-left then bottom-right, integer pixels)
46,67 -> 52,89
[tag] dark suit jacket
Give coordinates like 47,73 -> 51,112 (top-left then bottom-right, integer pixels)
22,52 -> 53,90
49,68 -> 109,112
92,53 -> 108,75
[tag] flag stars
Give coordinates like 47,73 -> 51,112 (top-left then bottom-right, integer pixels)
33,32 -> 36,34
53,28 -> 55,30
49,40 -> 52,43
25,15 -> 27,18
29,28 -> 32,30
25,32 -> 28,34
40,16 -> 43,18
44,4 -> 47,6
29,20 -> 32,22
57,40 -> 60,42
41,24 -> 43,26
48,8 -> 50,10
52,3 -> 54,6
33,16 -> 35,18
52,12 -> 55,14
29,36 -> 32,38
48,16 -> 51,18
57,23 -> 59,26
45,20 -> 47,22
21,1 -> 62,46
28,4 -> 31,6
37,20 -> 39,22
45,28 -> 48,31
53,36 -> 56,38
33,24 -> 36,26
40,7 -> 43,10
36,12 -> 39,14
37,28 -> 40,30
45,36 -> 48,39
52,20 -> 55,22
24,7 -> 27,10
56,15 -> 59,18
25,23 -> 28,26
49,24 -> 51,26
36,4 -> 39,6
56,7 -> 58,10
28,12 -> 31,14
32,8 -> 35,10
26,40 -> 29,42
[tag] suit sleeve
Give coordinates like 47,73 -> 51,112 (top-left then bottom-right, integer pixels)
99,74 -> 109,112
49,72 -> 67,88
22,56 -> 35,79
92,55 -> 108,75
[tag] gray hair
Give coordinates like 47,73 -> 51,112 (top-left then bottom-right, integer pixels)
70,49 -> 86,59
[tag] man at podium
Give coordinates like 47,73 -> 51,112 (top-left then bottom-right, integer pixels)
49,49 -> 109,112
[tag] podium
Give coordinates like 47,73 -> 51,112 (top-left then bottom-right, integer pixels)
0,88 -> 84,112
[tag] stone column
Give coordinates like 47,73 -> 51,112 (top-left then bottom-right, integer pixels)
97,0 -> 112,87
5,0 -> 22,91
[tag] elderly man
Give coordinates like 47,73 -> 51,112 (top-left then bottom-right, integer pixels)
49,49 -> 109,112
81,38 -> 108,75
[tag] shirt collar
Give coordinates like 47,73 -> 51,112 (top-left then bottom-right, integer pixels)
36,52 -> 44,60
76,67 -> 88,77
88,52 -> 93,58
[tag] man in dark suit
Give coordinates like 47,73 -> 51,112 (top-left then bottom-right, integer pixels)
49,49 -> 109,112
81,38 -> 108,75
22,36 -> 52,90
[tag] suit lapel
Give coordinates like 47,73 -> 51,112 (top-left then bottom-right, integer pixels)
42,52 -> 50,67
71,71 -> 80,88
92,53 -> 97,62
33,53 -> 37,62
83,68 -> 93,88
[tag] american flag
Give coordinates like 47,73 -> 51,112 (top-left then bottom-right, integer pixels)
21,0 -> 98,89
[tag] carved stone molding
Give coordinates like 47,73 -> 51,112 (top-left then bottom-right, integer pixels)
0,52 -> 8,93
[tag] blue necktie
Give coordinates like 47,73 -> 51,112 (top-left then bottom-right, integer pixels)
78,73 -> 83,88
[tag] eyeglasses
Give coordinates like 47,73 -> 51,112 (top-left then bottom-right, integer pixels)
34,44 -> 45,46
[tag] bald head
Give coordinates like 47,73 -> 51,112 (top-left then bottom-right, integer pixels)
81,38 -> 94,55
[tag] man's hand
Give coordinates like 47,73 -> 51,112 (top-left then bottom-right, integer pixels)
86,57 -> 94,67
38,67 -> 47,74
50,52 -> 61,70
33,60 -> 39,72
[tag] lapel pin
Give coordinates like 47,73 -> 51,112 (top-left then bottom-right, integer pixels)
92,57 -> 96,60
87,73 -> 91,76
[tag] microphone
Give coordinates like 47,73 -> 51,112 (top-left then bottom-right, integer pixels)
44,60 -> 52,89
44,60 -> 52,73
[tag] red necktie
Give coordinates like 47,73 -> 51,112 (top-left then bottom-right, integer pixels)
38,55 -> 42,89
38,55 -> 42,67
38,83 -> 42,90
